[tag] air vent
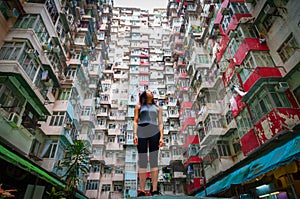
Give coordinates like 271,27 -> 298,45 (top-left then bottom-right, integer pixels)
274,82 -> 289,92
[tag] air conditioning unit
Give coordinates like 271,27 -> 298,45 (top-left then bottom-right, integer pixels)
64,121 -> 72,130
221,8 -> 229,15
52,46 -> 60,54
67,14 -> 74,24
275,82 -> 289,92
264,4 -> 276,14
26,49 -> 39,59
70,48 -> 75,54
8,112 -> 22,127
42,42 -> 52,51
228,30 -> 237,39
42,38 -> 52,51
44,79 -> 53,87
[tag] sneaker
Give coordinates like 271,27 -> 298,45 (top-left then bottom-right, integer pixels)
151,190 -> 159,196
137,191 -> 146,197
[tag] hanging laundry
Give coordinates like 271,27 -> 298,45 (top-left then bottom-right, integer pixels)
229,96 -> 238,111
233,86 -> 247,96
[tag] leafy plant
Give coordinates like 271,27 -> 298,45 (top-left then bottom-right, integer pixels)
45,187 -> 65,199
60,139 -> 91,197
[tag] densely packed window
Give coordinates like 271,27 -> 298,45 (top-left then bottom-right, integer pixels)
58,88 -> 71,100
240,51 -> 274,83
49,111 -> 66,126
42,140 -> 58,158
217,140 -> 231,156
277,33 -> 298,63
0,84 -> 22,114
14,14 -> 50,44
249,86 -> 291,123
101,184 -> 110,191
124,180 -> 136,190
193,164 -> 202,178
86,180 -> 99,190
236,109 -> 252,137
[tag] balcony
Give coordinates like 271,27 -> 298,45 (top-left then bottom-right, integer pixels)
0,61 -> 50,116
0,111 -> 35,155
200,127 -> 225,147
108,128 -> 120,135
114,71 -> 128,79
224,118 -> 237,134
96,111 -> 108,117
112,173 -> 124,182
184,135 -> 199,147
140,61 -> 150,66
240,129 -> 260,155
196,103 -> 223,123
92,138 -> 105,145
169,126 -> 180,132
241,67 -> 282,93
231,38 -> 269,67
168,111 -> 180,118
95,124 -> 107,131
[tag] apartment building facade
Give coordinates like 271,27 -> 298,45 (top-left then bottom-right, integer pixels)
0,0 -> 112,198
1,0 -> 300,199
85,6 -> 187,198
165,0 -> 300,198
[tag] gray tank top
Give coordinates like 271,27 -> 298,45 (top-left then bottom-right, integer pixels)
138,104 -> 159,125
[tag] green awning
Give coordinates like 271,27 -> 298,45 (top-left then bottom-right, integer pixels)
0,144 -> 88,199
0,144 -> 64,187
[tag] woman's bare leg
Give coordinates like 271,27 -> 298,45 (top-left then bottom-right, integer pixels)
151,167 -> 159,191
139,168 -> 147,192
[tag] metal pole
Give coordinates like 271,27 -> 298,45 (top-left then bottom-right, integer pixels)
286,174 -> 298,199
201,161 -> 207,196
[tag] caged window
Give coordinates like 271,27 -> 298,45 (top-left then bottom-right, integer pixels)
217,140 -> 231,156
277,33 -> 298,63
102,184 -> 111,191
50,111 -> 66,126
86,180 -> 99,190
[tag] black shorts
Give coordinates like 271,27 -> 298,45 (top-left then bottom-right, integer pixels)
137,123 -> 160,168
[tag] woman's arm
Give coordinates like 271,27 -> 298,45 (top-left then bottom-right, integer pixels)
133,105 -> 140,145
158,106 -> 164,147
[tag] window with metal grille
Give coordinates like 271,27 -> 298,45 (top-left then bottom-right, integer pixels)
277,33 -> 298,63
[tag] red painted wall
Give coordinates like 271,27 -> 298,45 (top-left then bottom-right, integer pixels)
240,128 -> 260,155
226,13 -> 252,34
214,0 -> 230,26
216,33 -> 229,62
184,135 -> 199,148
254,108 -> 300,144
232,95 -> 246,118
181,101 -> 193,109
242,67 -> 282,91
234,38 -> 269,65
187,177 -> 205,195
222,61 -> 235,87
181,118 -> 196,132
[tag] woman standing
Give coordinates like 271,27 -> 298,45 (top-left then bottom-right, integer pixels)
133,90 -> 164,197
